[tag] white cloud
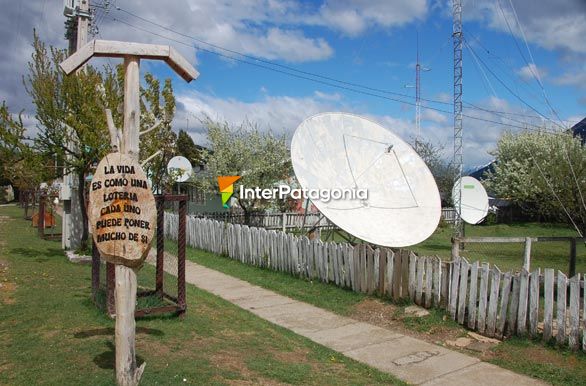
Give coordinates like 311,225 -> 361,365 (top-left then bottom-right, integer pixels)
175,90 -> 346,141
422,109 -> 448,124
315,0 -> 428,36
461,0 -> 586,55
553,68 -> 586,89
517,64 -> 547,81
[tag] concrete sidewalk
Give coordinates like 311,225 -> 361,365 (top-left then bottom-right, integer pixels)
149,253 -> 544,385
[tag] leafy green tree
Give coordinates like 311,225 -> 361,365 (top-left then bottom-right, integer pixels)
485,130 -> 586,234
176,129 -> 202,166
0,102 -> 49,192
24,34 -> 177,247
198,118 -> 291,223
414,138 -> 456,205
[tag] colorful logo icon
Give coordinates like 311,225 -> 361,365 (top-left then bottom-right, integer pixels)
217,176 -> 241,208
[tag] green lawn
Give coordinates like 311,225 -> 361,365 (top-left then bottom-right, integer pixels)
0,205 -> 404,386
168,239 -> 586,386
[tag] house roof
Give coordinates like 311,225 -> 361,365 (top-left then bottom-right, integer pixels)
571,117 -> 586,145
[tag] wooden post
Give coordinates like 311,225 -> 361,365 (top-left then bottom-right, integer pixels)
115,265 -> 145,386
60,40 -> 198,386
523,237 -> 531,271
451,237 -> 460,260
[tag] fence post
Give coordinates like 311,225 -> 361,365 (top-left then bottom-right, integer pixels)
523,237 -> 531,271
451,237 -> 460,260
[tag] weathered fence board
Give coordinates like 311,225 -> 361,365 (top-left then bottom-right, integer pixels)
449,257 -> 461,320
569,274 -> 581,350
517,269 -> 529,335
477,263 -> 490,334
528,269 -> 540,336
543,269 -> 555,341
467,261 -> 479,330
557,272 -> 568,346
496,272 -> 512,339
425,257 -> 433,308
486,267 -> 501,337
457,259 -> 470,325
166,213 -> 586,352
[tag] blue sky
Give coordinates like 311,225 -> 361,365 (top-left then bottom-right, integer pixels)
1,0 -> 585,167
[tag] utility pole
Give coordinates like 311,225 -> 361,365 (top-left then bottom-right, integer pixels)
452,0 -> 464,239
61,0 -> 93,250
76,0 -> 91,51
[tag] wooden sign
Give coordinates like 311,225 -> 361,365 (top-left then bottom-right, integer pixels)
89,153 -> 156,267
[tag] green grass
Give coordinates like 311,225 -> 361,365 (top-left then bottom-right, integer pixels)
171,237 -> 586,386
412,222 -> 585,273
0,205 -> 405,385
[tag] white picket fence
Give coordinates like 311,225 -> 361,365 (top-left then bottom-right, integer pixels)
165,213 -> 586,351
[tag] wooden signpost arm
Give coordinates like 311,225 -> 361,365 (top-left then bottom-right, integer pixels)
60,40 -> 198,386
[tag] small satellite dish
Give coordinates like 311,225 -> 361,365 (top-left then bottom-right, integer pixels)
167,156 -> 193,183
452,176 -> 489,224
291,112 -> 441,247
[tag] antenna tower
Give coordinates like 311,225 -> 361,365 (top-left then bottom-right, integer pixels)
452,0 -> 464,237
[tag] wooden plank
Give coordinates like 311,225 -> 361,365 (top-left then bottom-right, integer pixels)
358,245 -> 365,293
467,261 -> 479,330
327,243 -> 340,285
373,248 -> 380,292
528,269 -> 540,337
517,269 -> 529,335
486,266 -> 502,337
440,261 -> 450,307
425,256 -> 433,308
386,249 -> 394,298
401,249 -> 406,298
457,259 -> 469,324
543,269 -> 555,342
342,244 -> 353,288
556,271 -> 568,346
433,257 -> 442,307
477,263 -> 490,334
568,274 -> 581,350
496,272 -> 512,339
449,257 -> 461,320
392,250 -> 402,300
507,275 -> 520,336
366,246 -> 375,294
460,236 -> 534,243
349,245 -> 357,291
416,256 -> 425,306
377,248 -> 386,296
409,252 -> 417,301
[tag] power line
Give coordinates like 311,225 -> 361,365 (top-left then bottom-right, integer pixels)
114,6 -> 567,129
496,0 -> 565,127
114,6 -> 453,107
463,39 -> 566,131
105,14 -> 567,136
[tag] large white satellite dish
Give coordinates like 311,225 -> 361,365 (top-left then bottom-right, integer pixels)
452,176 -> 489,224
291,112 -> 441,247
167,156 -> 193,183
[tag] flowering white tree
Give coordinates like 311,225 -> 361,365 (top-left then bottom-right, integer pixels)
485,130 -> 586,234
198,118 -> 291,223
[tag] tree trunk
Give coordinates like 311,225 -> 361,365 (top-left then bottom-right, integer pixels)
77,170 -> 89,248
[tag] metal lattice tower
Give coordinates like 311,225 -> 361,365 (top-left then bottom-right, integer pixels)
452,0 -> 464,237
